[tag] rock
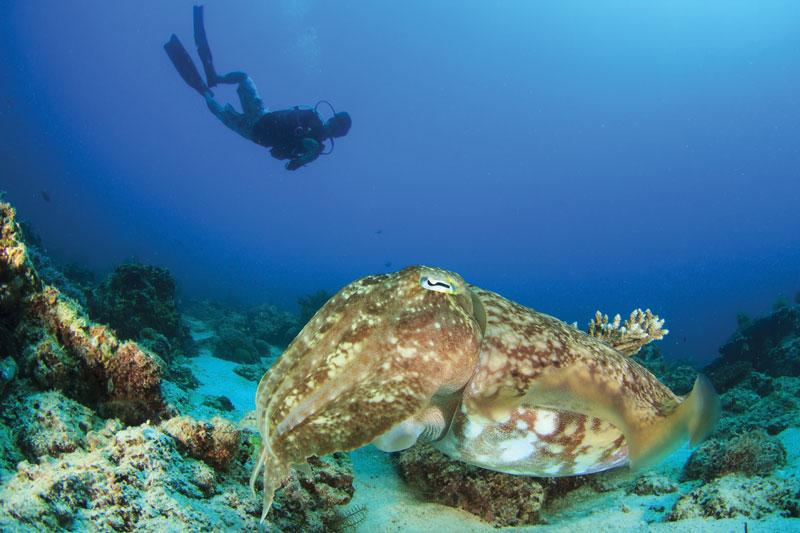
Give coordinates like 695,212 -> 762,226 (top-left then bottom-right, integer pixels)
233,362 -> 270,382
629,474 -> 678,496
160,415 -> 242,470
215,327 -> 259,364
667,474 -> 800,520
683,429 -> 787,481
89,263 -> 189,348
202,395 -> 235,412
14,391 -> 103,459
396,444 -> 552,526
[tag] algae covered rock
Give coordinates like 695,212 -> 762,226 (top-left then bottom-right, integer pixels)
160,415 -> 242,470
266,453 -> 357,533
25,287 -> 167,425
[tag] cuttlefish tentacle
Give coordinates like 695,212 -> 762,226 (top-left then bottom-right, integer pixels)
251,266 -> 483,522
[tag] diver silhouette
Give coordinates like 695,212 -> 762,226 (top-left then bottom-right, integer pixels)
164,5 -> 351,171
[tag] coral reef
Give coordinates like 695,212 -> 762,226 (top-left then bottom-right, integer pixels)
0,202 -> 41,313
0,198 -> 360,531
0,375 -> 355,532
706,305 -> 800,392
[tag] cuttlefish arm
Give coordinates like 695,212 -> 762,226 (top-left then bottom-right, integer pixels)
251,266 -> 483,521
463,286 -> 720,472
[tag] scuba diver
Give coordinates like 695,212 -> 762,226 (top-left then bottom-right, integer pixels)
164,6 -> 351,171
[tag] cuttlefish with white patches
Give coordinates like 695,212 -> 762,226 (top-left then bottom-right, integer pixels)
251,265 -> 719,521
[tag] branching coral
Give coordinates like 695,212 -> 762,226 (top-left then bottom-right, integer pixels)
587,308 -> 668,356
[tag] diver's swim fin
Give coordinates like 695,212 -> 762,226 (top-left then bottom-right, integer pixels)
193,5 -> 220,88
164,34 -> 209,96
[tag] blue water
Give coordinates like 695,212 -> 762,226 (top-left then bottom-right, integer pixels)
1,0 -> 799,364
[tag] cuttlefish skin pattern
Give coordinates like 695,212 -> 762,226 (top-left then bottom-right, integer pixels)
251,266 -> 483,520
252,266 -> 718,521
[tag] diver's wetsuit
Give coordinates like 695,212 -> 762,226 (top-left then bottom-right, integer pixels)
252,108 -> 327,166
204,77 -> 325,169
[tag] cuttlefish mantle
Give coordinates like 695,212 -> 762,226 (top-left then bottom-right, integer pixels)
250,265 -> 719,522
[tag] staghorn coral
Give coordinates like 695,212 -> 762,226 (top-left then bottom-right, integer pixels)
587,308 -> 668,356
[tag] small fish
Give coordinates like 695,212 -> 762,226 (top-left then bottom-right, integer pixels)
40,190 -> 51,203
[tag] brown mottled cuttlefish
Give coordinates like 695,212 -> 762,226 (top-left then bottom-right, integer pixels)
250,265 -> 719,522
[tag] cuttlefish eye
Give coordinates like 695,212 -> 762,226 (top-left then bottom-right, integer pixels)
419,275 -> 457,294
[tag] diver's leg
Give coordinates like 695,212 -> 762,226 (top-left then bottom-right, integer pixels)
236,76 -> 267,119
204,92 -> 254,140
218,72 -> 267,119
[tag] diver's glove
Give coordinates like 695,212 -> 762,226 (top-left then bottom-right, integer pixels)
285,159 -> 303,171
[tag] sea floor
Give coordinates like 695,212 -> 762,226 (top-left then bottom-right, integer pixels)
187,352 -> 799,533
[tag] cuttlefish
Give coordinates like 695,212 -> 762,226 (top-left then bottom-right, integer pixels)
251,265 -> 719,521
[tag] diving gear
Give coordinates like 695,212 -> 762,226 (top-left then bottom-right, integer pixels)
193,5 -> 220,88
163,34 -> 210,96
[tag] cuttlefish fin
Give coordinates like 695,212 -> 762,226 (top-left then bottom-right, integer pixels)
476,368 -> 719,474
629,374 -> 720,471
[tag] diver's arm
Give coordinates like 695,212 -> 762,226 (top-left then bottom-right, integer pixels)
286,138 -> 322,170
